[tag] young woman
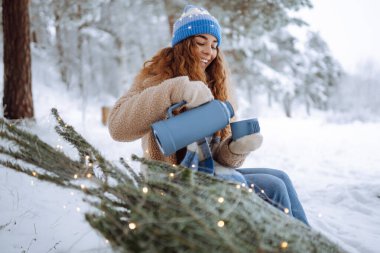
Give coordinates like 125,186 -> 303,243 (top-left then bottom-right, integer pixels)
108,5 -> 309,226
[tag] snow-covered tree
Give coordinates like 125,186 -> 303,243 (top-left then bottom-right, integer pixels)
25,0 -> 341,117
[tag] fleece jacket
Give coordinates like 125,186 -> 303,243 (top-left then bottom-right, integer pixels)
108,75 -> 248,168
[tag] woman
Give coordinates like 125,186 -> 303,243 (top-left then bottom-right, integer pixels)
108,5 -> 309,226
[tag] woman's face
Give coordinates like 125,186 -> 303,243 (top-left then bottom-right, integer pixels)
193,34 -> 218,70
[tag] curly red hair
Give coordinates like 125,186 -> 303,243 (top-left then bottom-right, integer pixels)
135,36 -> 233,140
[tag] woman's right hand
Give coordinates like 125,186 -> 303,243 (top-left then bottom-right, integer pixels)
180,79 -> 214,109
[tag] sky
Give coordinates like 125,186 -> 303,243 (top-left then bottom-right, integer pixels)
298,0 -> 380,74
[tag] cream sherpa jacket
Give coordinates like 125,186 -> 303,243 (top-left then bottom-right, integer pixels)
108,75 -> 248,168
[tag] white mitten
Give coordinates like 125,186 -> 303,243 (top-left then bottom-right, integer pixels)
182,80 -> 214,109
229,133 -> 263,155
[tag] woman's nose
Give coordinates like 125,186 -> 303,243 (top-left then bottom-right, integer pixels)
202,45 -> 212,55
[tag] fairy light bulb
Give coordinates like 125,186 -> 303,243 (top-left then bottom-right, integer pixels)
76,207 -> 81,212
261,189 -> 265,194
284,208 -> 289,214
241,183 -> 246,187
281,241 -> 288,249
217,220 -> 225,227
86,173 -> 92,178
32,171 -> 37,177
129,223 -> 136,230
169,173 -> 174,178
142,187 -> 148,194
81,184 -> 86,190
248,188 -> 253,193
218,197 -> 224,203
74,174 -> 78,179
236,184 -> 241,189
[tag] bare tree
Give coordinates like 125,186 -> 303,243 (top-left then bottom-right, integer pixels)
2,0 -> 34,119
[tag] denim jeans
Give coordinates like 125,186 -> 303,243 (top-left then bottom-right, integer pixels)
215,168 -> 309,226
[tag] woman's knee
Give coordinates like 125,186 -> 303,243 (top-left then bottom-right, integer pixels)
266,168 -> 291,183
245,174 -> 287,196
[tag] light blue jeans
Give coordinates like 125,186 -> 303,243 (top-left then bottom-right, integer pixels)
215,168 -> 309,226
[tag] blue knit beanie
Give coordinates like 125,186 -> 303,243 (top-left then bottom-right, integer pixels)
171,5 -> 222,47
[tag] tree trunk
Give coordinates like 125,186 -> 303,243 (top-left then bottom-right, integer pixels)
283,93 -> 293,118
2,0 -> 34,119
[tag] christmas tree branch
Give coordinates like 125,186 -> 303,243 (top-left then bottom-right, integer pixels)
0,111 -> 347,253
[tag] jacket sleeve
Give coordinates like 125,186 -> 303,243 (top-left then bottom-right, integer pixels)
108,76 -> 190,142
212,135 -> 249,168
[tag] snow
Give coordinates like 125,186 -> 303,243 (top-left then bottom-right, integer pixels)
1,80 -> 380,252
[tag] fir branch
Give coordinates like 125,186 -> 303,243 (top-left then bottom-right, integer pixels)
0,111 -> 347,253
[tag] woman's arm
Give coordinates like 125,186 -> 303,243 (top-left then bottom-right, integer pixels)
108,76 -> 213,142
108,76 -> 190,141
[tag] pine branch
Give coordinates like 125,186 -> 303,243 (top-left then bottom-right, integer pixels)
0,111 -> 347,253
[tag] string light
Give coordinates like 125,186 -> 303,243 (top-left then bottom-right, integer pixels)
129,222 -> 136,230
217,220 -> 225,227
284,208 -> 289,214
172,164 -> 177,167
86,173 -> 92,178
251,184 -> 254,188
85,155 -> 90,160
88,162 -> 93,167
80,184 -> 86,190
74,174 -> 78,179
248,188 -> 253,193
217,197 -> 224,203
105,239 -> 109,244
32,171 -> 37,177
76,207 -> 81,212
169,173 -> 174,178
261,189 -> 265,194
142,187 -> 148,194
236,184 -> 241,189
241,183 -> 246,187
280,241 -> 288,249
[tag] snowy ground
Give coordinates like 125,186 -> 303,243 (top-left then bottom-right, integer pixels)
1,80 -> 380,252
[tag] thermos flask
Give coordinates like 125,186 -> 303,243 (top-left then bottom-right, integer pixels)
151,100 -> 234,156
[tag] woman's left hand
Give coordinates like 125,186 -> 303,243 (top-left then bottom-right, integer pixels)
229,133 -> 263,155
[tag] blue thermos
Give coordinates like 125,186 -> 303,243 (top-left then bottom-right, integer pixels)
152,100 -> 234,156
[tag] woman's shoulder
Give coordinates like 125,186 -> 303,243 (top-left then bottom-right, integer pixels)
131,72 -> 161,91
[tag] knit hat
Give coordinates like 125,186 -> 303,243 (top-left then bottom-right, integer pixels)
171,5 -> 222,47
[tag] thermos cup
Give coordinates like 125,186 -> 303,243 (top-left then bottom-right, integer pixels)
230,118 -> 260,141
152,100 -> 234,156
